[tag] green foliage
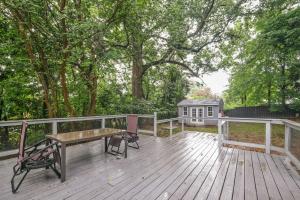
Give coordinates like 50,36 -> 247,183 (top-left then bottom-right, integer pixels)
187,86 -> 218,100
223,2 -> 300,110
0,0 -> 273,150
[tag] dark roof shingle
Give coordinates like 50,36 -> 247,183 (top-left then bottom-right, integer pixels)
177,99 -> 220,106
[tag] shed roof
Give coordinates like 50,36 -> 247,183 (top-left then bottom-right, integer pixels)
177,99 -> 220,106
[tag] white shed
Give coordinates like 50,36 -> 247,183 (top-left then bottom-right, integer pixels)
177,99 -> 223,126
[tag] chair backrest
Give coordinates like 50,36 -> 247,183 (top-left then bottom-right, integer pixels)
18,121 -> 28,162
127,115 -> 138,134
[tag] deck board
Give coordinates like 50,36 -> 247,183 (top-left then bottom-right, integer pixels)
257,153 -> 282,200
189,148 -> 230,200
219,148 -> 238,200
0,132 -> 299,200
272,156 -> 300,199
264,154 -> 294,200
129,136 -> 215,200
168,142 -> 221,200
245,151 -> 257,200
232,150 -> 245,200
251,151 -> 269,200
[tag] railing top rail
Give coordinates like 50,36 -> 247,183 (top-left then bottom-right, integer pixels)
137,114 -> 155,118
218,117 -> 284,124
283,119 -> 300,130
157,118 -> 179,123
0,113 -> 156,127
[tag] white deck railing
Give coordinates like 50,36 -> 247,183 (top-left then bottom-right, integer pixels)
1,114 -> 299,169
218,117 -> 300,170
0,114 -> 156,134
156,116 -> 300,170
0,113 -> 157,158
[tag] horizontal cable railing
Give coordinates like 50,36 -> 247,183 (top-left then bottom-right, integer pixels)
218,117 -> 300,169
0,113 -> 156,157
1,113 -> 299,169
156,115 -> 300,169
283,120 -> 300,169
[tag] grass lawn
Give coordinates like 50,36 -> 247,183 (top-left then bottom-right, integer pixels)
158,122 -> 285,148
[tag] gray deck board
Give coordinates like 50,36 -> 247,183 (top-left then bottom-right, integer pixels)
129,137 -> 215,200
245,151 -> 257,200
272,156 -> 300,199
232,150 -> 245,200
251,151 -> 269,200
219,149 -> 238,200
142,139 -> 218,200
257,152 -> 282,200
0,132 -> 299,200
206,148 -> 235,200
168,142 -> 222,200
264,154 -> 294,200
190,148 -> 230,200
33,133 -> 202,200
156,142 -> 219,200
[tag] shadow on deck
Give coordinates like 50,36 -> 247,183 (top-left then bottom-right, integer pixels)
0,132 -> 299,200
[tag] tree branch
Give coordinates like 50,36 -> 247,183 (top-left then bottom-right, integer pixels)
188,0 -> 215,38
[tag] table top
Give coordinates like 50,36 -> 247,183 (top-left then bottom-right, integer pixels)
46,128 -> 124,144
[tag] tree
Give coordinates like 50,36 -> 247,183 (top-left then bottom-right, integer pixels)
112,0 -> 249,99
223,1 -> 300,109
187,85 -> 218,100
0,0 -> 124,117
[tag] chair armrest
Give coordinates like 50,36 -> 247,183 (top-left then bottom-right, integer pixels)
24,138 -> 50,151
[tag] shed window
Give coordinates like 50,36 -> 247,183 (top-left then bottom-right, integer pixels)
183,107 -> 188,116
207,106 -> 213,117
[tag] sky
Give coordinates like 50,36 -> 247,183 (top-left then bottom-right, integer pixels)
201,70 -> 230,96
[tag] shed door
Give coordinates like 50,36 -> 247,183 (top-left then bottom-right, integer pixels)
190,107 -> 204,124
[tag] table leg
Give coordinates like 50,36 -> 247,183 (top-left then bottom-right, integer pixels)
60,143 -> 66,182
124,133 -> 128,158
105,137 -> 108,152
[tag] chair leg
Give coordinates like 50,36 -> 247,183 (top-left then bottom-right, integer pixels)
53,150 -> 61,166
128,141 -> 139,149
110,145 -> 122,155
11,168 -> 29,193
50,163 -> 61,178
135,141 -> 139,149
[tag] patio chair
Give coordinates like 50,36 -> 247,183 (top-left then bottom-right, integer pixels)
11,121 -> 61,193
107,114 -> 139,155
107,135 -> 123,155
124,114 -> 139,149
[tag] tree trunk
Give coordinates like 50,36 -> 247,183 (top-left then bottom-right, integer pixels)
59,66 -> 76,116
267,81 -> 272,108
280,63 -> 286,108
131,40 -> 144,99
59,0 -> 76,116
87,73 -> 97,115
0,90 -> 9,149
0,88 -> 3,121
14,14 -> 57,117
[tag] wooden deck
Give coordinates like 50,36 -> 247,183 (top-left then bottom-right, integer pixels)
0,132 -> 300,200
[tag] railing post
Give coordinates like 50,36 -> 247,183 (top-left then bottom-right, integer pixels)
181,117 -> 184,132
52,121 -> 57,135
265,122 -> 271,154
218,118 -> 222,148
154,112 -> 157,137
226,121 -> 229,138
284,125 -> 291,153
101,118 -> 105,129
170,120 -> 173,137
